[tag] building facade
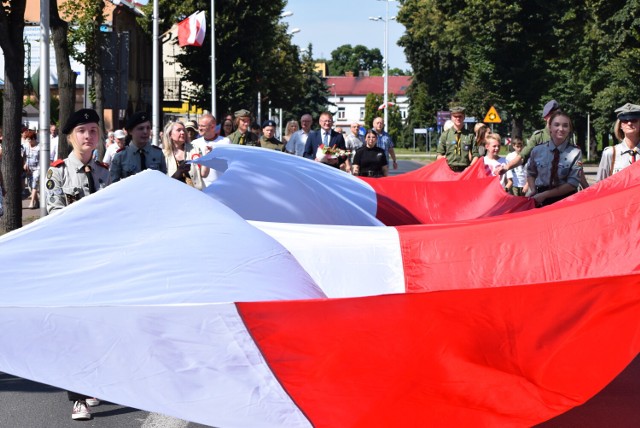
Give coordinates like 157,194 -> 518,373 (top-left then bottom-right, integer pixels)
326,75 -> 410,128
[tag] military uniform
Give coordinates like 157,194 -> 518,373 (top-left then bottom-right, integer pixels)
436,127 -> 478,171
597,143 -> 638,181
229,130 -> 259,146
259,135 -> 285,151
110,143 -> 167,183
45,155 -> 111,213
523,128 -> 577,164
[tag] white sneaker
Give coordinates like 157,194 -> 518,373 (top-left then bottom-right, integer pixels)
71,400 -> 92,420
85,397 -> 100,407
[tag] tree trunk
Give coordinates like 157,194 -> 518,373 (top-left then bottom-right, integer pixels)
0,0 -> 27,232
510,117 -> 524,139
50,0 -> 77,161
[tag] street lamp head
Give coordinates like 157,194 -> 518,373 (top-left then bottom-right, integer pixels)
280,11 -> 293,18
288,28 -> 301,35
369,16 -> 383,21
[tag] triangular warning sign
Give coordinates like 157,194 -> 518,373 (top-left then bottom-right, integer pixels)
483,106 -> 502,123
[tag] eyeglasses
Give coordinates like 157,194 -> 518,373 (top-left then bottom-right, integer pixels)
621,118 -> 640,124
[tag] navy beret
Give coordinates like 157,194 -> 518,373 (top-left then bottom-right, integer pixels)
262,120 -> 277,128
542,100 -> 559,118
62,109 -> 100,134
126,112 -> 151,131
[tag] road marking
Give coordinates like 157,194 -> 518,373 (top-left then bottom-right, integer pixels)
142,413 -> 189,428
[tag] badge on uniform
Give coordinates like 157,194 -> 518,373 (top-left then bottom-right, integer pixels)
464,145 -> 470,151
46,179 -> 55,190
46,169 -> 53,179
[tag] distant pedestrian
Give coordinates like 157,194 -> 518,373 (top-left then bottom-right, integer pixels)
259,120 -> 285,151
228,110 -> 260,146
372,116 -> 398,170
162,121 -> 210,190
23,130 -> 40,209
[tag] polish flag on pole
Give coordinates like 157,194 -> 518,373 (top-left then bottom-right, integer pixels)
178,11 -> 206,47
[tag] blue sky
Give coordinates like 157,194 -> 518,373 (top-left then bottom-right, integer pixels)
285,0 -> 410,72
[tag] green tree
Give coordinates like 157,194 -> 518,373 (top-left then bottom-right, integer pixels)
327,44 -> 383,76
0,0 -> 26,231
148,0 -> 304,118
289,44 -> 331,120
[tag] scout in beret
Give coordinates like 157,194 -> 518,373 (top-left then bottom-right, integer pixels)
61,108 -> 100,135
125,112 -> 151,131
45,108 -> 110,214
259,120 -> 285,151
541,100 -> 559,119
110,112 -> 167,182
597,102 -> 640,181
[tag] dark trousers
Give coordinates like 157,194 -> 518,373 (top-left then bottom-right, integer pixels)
67,391 -> 90,402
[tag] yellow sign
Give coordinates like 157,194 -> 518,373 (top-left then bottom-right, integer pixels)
483,106 -> 502,123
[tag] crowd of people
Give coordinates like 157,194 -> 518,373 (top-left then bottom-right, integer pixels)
2,99 -> 639,222
436,101 -> 640,207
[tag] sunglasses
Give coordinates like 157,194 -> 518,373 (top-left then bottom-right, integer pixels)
621,118 -> 640,124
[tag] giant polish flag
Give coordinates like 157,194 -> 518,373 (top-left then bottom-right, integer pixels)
196,145 -> 533,226
2,165 -> 640,425
177,11 -> 206,47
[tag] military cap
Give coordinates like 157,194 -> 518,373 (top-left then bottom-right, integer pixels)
450,106 -> 465,114
62,108 -> 100,134
262,119 -> 277,128
234,109 -> 251,118
542,100 -> 559,118
615,103 -> 640,121
184,120 -> 197,131
126,112 -> 151,131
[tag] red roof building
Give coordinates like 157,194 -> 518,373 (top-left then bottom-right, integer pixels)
325,76 -> 411,128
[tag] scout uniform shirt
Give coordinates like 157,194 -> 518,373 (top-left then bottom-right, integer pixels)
109,142 -> 167,183
526,140 -> 583,190
229,130 -> 259,146
436,127 -> 478,170
259,135 -> 285,151
45,155 -> 111,213
596,142 -> 639,181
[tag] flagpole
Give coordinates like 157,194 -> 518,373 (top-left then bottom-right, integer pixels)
39,0 -> 50,217
152,0 -> 159,146
211,1 -> 216,118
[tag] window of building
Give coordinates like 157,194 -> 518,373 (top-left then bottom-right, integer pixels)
359,107 -> 365,121
338,107 -> 346,120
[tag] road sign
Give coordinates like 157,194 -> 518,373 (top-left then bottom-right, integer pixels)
483,106 -> 502,123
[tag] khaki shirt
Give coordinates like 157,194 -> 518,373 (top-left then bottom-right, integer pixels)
229,130 -> 259,146
45,154 -> 111,213
260,136 -> 285,151
596,142 -> 639,181
436,127 -> 478,168
110,143 -> 167,183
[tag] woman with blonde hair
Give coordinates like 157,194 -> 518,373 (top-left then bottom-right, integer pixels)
283,120 -> 299,145
162,121 -> 210,190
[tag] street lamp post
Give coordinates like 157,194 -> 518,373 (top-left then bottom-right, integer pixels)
370,0 -> 396,132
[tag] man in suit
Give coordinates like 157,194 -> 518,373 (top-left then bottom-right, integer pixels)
303,111 -> 351,171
